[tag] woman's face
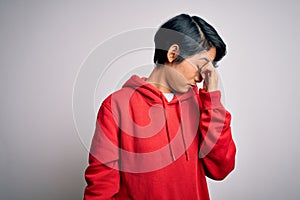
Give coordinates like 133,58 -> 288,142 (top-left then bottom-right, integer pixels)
172,47 -> 217,87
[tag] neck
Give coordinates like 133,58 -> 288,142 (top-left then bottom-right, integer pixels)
146,65 -> 172,93
146,64 -> 191,94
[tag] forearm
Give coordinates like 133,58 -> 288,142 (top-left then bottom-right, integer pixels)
198,89 -> 236,180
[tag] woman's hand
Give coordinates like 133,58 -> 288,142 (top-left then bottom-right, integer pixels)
200,62 -> 218,92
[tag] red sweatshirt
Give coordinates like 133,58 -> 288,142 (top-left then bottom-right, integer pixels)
84,75 -> 236,200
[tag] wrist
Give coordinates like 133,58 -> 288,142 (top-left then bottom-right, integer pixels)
199,88 -> 223,109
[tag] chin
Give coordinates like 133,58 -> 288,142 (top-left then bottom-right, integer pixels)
173,86 -> 191,94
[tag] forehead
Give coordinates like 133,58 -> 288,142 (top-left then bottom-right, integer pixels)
207,46 -> 217,61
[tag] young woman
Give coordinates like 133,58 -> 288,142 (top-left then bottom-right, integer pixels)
84,13 -> 236,200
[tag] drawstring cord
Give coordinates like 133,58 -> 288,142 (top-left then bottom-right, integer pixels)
179,122 -> 189,161
161,95 -> 189,161
161,98 -> 176,161
178,100 -> 189,161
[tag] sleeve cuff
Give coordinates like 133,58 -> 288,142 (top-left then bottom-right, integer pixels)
199,88 -> 223,110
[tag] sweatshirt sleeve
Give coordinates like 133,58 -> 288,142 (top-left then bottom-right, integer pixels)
198,88 -> 236,181
84,101 -> 120,199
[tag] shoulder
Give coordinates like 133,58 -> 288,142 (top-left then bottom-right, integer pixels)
101,87 -> 136,109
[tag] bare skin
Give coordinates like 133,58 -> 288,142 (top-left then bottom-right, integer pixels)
146,44 -> 218,93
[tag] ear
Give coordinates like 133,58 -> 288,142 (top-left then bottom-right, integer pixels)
166,44 -> 180,63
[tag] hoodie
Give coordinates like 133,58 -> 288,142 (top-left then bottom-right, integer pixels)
84,75 -> 236,200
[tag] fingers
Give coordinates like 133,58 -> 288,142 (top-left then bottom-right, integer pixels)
199,62 -> 218,92
199,62 -> 215,78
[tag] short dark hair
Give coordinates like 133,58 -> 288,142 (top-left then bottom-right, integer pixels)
153,14 -> 226,65
191,16 -> 226,63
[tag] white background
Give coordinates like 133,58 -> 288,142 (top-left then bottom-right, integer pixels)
0,0 -> 299,199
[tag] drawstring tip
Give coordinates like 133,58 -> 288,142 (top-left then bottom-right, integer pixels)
185,152 -> 189,161
172,154 -> 176,161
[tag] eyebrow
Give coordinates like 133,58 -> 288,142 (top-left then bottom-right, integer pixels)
194,57 -> 211,72
198,57 -> 210,62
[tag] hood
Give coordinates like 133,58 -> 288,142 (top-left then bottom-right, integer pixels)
122,74 -> 199,104
121,74 -> 199,161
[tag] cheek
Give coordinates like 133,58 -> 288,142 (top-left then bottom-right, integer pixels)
184,64 -> 197,78
176,61 -> 198,80
181,68 -> 195,80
